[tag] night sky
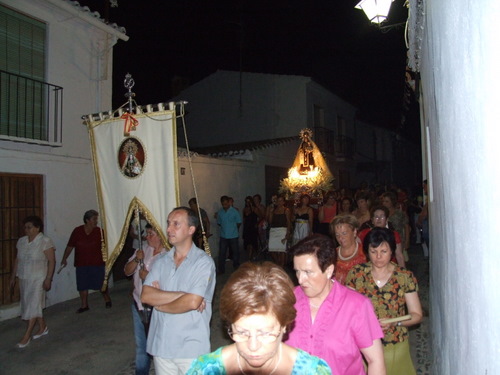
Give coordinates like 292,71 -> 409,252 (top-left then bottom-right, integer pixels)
78,0 -> 418,137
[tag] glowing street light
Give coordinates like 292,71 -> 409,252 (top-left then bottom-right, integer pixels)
355,0 -> 394,24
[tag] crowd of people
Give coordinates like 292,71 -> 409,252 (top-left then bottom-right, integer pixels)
9,182 -> 427,375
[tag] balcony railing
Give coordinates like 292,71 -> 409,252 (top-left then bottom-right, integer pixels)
314,126 -> 335,154
0,70 -> 63,146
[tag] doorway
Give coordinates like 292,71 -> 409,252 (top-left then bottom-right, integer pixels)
0,173 -> 44,305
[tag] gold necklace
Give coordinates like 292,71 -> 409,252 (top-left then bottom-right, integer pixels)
237,342 -> 282,375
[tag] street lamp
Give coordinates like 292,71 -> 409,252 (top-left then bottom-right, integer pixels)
355,0 -> 394,24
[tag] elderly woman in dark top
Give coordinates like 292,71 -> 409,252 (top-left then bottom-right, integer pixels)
346,227 -> 422,375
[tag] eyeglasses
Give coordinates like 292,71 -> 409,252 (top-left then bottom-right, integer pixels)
227,328 -> 282,344
373,216 -> 386,220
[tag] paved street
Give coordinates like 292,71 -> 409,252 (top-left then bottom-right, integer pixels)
0,267 -> 232,375
0,246 -> 429,375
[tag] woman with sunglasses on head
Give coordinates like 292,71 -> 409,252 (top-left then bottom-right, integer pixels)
187,261 -> 331,374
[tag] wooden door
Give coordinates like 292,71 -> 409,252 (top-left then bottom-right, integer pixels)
0,173 -> 43,305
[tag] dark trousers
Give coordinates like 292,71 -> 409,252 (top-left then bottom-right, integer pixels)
218,237 -> 239,273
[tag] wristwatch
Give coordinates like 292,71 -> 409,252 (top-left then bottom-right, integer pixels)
134,257 -> 140,263
397,321 -> 402,327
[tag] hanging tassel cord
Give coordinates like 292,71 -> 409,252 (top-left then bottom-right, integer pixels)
178,103 -> 211,256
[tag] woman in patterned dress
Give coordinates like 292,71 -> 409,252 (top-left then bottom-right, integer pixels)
346,227 -> 422,375
187,262 -> 331,374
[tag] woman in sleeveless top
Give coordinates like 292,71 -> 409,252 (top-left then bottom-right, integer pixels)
267,196 -> 292,267
243,196 -> 259,260
318,194 -> 337,236
292,194 -> 314,245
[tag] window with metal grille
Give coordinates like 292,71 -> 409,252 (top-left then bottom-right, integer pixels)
0,5 -> 62,145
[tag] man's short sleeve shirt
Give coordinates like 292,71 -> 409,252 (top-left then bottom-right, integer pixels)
144,244 -> 216,359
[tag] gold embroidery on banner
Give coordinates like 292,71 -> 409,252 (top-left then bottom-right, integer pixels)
85,109 -> 177,289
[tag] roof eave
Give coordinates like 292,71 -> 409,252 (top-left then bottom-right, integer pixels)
46,0 -> 129,41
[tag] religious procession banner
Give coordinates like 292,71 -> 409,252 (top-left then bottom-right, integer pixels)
84,104 -> 179,283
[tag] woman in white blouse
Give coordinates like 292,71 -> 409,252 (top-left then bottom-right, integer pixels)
10,216 -> 55,348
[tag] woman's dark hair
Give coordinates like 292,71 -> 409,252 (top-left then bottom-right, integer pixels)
219,261 -> 296,328
370,205 -> 389,219
23,215 -> 44,232
355,191 -> 372,204
363,227 -> 396,257
382,192 -> 398,207
289,234 -> 336,272
300,194 -> 311,203
83,209 -> 98,223
341,196 -> 353,211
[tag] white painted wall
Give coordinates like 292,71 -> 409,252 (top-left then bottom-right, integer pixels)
176,140 -> 298,263
0,0 -> 124,319
305,81 -> 357,134
420,0 -> 500,373
177,70 -> 315,147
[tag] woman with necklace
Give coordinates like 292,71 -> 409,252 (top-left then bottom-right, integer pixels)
286,234 -> 386,375
187,262 -> 331,374
357,206 -> 406,267
346,228 -> 422,375
10,216 -> 56,348
331,214 -> 366,285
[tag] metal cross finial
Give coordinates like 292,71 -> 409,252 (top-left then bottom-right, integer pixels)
124,73 -> 135,113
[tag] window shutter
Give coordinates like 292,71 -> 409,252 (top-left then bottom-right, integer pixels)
0,5 -> 46,140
